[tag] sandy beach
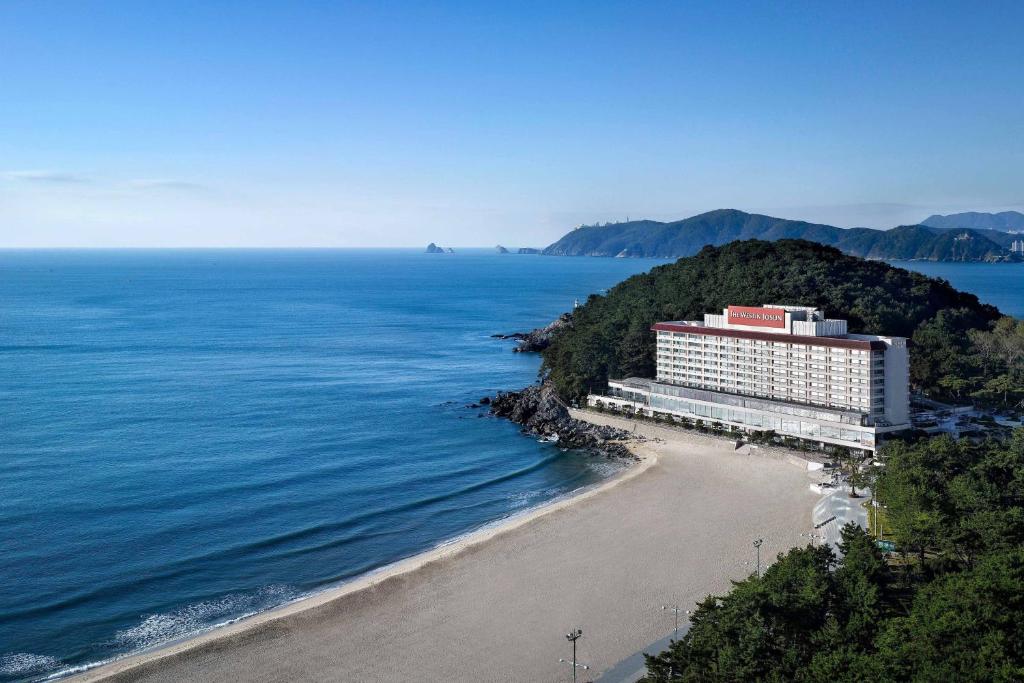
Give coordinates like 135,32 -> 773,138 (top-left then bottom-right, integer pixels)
75,413 -> 818,683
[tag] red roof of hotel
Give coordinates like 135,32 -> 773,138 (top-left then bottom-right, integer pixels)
651,322 -> 887,350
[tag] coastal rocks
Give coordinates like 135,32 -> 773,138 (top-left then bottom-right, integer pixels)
426,243 -> 455,253
495,245 -> 510,254
492,312 -> 572,353
517,248 -> 541,254
490,382 -> 637,461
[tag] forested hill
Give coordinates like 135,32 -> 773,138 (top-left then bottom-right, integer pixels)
541,208 -> 1017,261
541,240 -> 1000,400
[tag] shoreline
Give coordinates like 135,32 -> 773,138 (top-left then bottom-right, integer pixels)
70,413 -> 818,683
69,442 -> 656,682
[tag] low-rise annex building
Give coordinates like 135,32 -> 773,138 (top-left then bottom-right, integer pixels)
587,304 -> 911,454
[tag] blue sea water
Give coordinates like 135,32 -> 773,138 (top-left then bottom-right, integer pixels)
898,261 -> 1024,318
0,249 -> 665,681
0,252 -> 1020,681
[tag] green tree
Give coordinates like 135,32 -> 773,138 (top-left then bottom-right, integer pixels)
911,308 -> 982,398
967,317 -> 1024,408
876,549 -> 1024,682
541,240 -> 999,402
643,545 -> 836,682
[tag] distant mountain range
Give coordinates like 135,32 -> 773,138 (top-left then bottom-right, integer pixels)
922,210 -> 1024,232
541,209 -> 1024,262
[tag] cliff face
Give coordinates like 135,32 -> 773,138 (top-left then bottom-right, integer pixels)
540,209 -> 1018,261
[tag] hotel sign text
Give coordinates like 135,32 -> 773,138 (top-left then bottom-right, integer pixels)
727,305 -> 786,329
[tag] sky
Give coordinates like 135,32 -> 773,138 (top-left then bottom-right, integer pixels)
1,1 -> 1023,248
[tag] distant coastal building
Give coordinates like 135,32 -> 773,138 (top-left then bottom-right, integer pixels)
588,304 -> 911,454
1011,239 -> 1024,254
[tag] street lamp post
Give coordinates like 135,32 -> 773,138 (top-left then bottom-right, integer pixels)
801,531 -> 826,546
560,628 -> 588,683
753,538 -> 763,578
662,604 -> 682,639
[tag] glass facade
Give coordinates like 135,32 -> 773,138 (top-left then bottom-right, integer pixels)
605,381 -> 875,447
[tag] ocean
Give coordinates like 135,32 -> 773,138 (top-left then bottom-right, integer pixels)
897,261 -> 1024,317
0,249 -> 664,681
0,251 -> 1020,680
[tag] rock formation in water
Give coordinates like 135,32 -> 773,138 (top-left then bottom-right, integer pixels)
490,382 -> 637,460
492,313 -> 572,353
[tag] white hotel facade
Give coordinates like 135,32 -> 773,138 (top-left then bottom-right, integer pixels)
588,305 -> 911,453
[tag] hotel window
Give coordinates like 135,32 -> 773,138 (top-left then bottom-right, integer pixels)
841,429 -> 862,443
820,425 -> 840,439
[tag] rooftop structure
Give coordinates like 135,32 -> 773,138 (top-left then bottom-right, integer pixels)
588,305 -> 911,453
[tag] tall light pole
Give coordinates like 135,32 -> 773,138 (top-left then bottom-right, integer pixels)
560,628 -> 588,683
753,538 -> 763,578
662,604 -> 682,639
801,531 -> 826,546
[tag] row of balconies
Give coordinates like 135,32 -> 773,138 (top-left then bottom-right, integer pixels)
663,374 -> 880,389
658,355 -> 871,372
660,335 -> 874,352
660,378 -> 879,406
658,340 -> 871,356
657,351 -> 874,370
663,373 -> 876,398
658,365 -> 870,384
657,380 -> 875,412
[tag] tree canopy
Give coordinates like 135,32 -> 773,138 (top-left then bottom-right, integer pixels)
642,432 -> 1024,682
541,239 -> 1000,401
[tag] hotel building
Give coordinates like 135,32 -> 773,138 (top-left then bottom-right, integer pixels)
588,305 -> 910,453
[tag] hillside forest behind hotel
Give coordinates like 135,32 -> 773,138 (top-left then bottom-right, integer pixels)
542,240 -> 1024,410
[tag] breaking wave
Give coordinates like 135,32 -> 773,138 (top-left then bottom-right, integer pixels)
114,585 -> 300,651
0,654 -> 60,677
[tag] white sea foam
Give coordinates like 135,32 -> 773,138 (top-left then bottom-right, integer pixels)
0,652 -> 60,676
114,585 -> 298,651
507,485 -> 564,509
33,466 -> 634,681
587,460 -> 628,478
507,490 -> 540,509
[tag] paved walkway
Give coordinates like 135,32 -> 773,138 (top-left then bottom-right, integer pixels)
812,483 -> 869,553
597,627 -> 689,682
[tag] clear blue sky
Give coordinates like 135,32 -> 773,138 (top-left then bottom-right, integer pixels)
2,1 -> 1022,247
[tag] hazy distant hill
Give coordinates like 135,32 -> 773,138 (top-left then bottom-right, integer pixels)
541,209 -> 1016,261
922,210 -> 1024,233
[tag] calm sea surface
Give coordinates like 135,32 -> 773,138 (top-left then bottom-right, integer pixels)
0,252 -> 1020,680
898,261 -> 1024,317
0,249 -> 664,680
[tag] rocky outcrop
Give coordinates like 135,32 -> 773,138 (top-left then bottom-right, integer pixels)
492,312 -> 572,353
490,382 -> 637,461
496,245 -> 510,254
517,247 -> 541,254
426,242 -> 445,253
